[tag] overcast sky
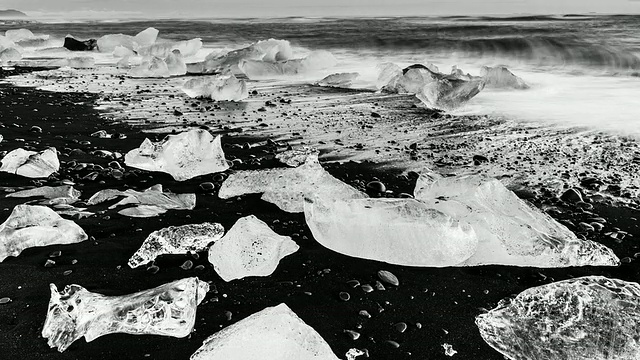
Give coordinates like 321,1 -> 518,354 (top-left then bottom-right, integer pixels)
4,0 -> 640,18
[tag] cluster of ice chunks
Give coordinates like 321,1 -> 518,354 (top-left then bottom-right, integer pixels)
129,223 -> 225,268
181,74 -> 248,101
208,215 -> 299,282
87,184 -> 196,217
125,129 -> 229,181
218,154 -> 366,213
476,276 -> 640,360
382,63 -> 485,110
0,147 -> 59,178
316,72 -> 360,88
42,277 -> 209,352
0,205 -> 88,262
190,303 -> 340,360
193,38 -> 293,74
96,27 -> 159,53
414,172 -> 619,267
481,65 -> 529,89
239,50 -> 337,80
129,49 -> 188,77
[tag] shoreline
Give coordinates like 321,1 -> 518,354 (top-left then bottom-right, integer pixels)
0,66 -> 639,359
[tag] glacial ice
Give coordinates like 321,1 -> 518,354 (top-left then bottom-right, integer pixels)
125,129 -> 229,181
0,205 -> 88,262
208,215 -> 299,282
4,29 -> 35,42
197,39 -> 293,74
218,155 -> 366,213
383,64 -> 485,109
190,303 -> 340,360
481,65 -> 529,90
376,63 -> 402,89
0,47 -> 21,63
113,45 -> 136,58
239,50 -> 337,80
129,56 -> 171,78
304,196 -> 478,267
181,74 -> 248,101
97,34 -> 136,53
138,38 -> 202,58
316,72 -> 359,88
165,50 -> 187,76
6,185 -> 80,202
129,223 -> 225,268
275,147 -> 319,167
87,184 -> 196,217
42,277 -> 209,352
0,147 -> 60,178
476,276 -> 640,360
133,27 -> 159,48
414,172 -> 620,267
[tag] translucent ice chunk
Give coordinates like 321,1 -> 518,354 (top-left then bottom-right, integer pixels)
316,72 -> 359,88
0,147 -> 59,178
87,184 -> 196,217
181,74 -> 248,101
129,56 -> 171,78
414,172 -> 619,267
239,50 -> 337,80
208,215 -> 299,282
129,223 -> 225,268
165,50 -> 187,76
6,185 -> 80,202
97,33 -> 135,53
0,47 -> 21,63
275,147 -> 319,167
4,28 -> 35,42
133,27 -> 159,48
0,205 -> 87,262
198,38 -> 293,74
138,38 -> 202,58
113,45 -> 135,58
476,276 -> 640,360
376,62 -> 402,89
190,303 -> 340,360
218,155 -> 365,213
304,196 -> 478,267
125,129 -> 229,181
480,65 -> 529,90
42,277 -> 209,352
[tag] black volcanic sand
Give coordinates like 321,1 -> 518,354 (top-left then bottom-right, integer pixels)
0,67 -> 639,360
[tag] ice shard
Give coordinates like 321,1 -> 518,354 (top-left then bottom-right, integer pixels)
190,303 -> 340,360
42,277 -> 209,352
383,64 -> 485,109
87,184 -> 196,218
129,223 -> 225,268
124,129 -> 229,181
275,147 -> 319,167
480,65 -> 529,90
133,27 -> 159,48
316,72 -> 359,88
129,56 -> 171,78
6,185 -> 80,202
239,50 -> 337,80
0,205 -> 88,262
208,215 -> 299,282
304,195 -> 478,267
0,147 -> 59,178
218,155 -> 365,213
414,172 -> 619,267
165,50 -> 187,76
476,276 -> 640,360
181,74 -> 248,101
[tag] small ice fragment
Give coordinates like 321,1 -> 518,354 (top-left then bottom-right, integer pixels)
129,56 -> 171,78
316,72 -> 359,88
218,155 -> 365,213
190,303 -> 340,360
124,129 -> 229,181
481,65 -> 529,89
6,185 -> 80,201
87,184 -> 196,217
42,277 -> 209,352
208,215 -> 299,281
0,147 -> 59,178
442,343 -> 457,357
46,56 -> 95,69
275,147 -> 319,167
476,276 -> 640,360
0,205 -> 87,262
181,74 -> 248,101
129,223 -> 225,268
346,348 -> 366,360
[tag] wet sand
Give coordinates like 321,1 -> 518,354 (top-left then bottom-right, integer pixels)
0,66 -> 639,359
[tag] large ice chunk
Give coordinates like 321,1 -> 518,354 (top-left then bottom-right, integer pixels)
87,184 -> 196,217
97,34 -> 135,53
129,56 -> 171,78
125,130 -> 229,181
4,29 -> 35,42
476,276 -> 640,360
165,50 -> 187,76
414,172 -> 619,267
376,62 -> 402,89
316,72 -> 359,88
190,303 -> 340,360
239,50 -> 337,80
208,215 -> 299,282
304,196 -> 478,267
181,74 -> 248,101
138,38 -> 202,58
0,205 -> 87,262
0,47 -> 21,63
480,65 -> 529,89
383,64 -> 485,109
133,27 -> 159,48
129,223 -> 225,268
218,155 -> 365,213
198,39 -> 293,74
42,277 -> 209,352
0,147 -> 59,178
